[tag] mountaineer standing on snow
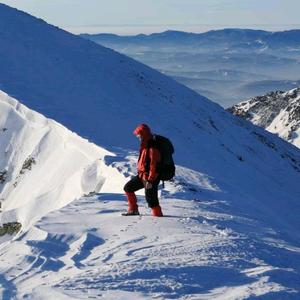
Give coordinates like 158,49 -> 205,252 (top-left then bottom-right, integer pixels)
123,124 -> 164,217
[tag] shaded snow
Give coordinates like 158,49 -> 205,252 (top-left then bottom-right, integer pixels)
0,3 -> 300,299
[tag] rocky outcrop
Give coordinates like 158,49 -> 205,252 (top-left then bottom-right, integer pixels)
0,222 -> 22,236
228,88 -> 300,148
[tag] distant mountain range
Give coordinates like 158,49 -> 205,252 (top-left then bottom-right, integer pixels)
81,29 -> 300,107
81,29 -> 300,49
228,87 -> 300,148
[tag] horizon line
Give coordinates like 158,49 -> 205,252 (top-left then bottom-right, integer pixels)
63,24 -> 300,35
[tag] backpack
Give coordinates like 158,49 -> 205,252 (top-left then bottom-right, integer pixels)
148,134 -> 175,181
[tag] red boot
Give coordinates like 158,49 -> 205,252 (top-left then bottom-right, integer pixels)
151,205 -> 163,217
124,192 -> 139,215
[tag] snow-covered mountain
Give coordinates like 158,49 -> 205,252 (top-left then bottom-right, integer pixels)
0,2 -> 214,149
228,87 -> 300,148
1,3 -> 300,299
1,90 -> 300,299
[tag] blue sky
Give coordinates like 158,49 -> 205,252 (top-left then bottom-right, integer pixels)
2,0 -> 300,35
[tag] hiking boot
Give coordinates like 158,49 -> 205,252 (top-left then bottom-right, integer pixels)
121,210 -> 140,216
151,205 -> 163,217
125,192 -> 138,212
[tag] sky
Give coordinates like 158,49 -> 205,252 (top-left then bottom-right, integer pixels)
2,0 -> 300,35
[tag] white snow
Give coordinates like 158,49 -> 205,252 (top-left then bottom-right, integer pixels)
1,162 -> 299,299
230,88 -> 300,149
0,90 -> 123,231
0,3 -> 300,299
1,92 -> 300,298
266,93 -> 300,148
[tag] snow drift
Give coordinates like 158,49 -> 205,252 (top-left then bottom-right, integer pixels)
0,4 -> 300,228
0,90 -> 122,230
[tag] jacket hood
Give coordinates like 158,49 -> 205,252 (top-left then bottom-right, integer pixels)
133,124 -> 152,142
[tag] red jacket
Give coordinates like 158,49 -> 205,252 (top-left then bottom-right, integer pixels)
137,145 -> 161,182
134,124 -> 161,182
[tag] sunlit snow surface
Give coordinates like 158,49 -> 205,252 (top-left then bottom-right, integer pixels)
0,90 -> 121,232
1,165 -> 299,299
0,91 -> 300,298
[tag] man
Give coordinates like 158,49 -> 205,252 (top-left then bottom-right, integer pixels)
123,124 -> 163,217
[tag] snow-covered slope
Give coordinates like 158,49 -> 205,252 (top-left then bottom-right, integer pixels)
1,91 -> 300,299
0,4 -> 300,299
0,2 -> 215,149
228,88 -> 300,148
0,3 -> 299,212
0,90 -> 122,232
3,186 -> 299,299
1,116 -> 300,298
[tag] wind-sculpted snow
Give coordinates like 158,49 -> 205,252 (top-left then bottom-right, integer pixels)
0,91 -> 121,232
0,156 -> 299,299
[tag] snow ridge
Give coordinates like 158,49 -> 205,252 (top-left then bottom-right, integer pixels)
228,87 -> 300,148
0,90 -> 118,231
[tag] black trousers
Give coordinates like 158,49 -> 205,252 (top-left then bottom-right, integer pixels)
124,175 -> 160,208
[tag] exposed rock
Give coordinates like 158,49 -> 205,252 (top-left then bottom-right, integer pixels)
0,170 -> 7,183
20,157 -> 36,174
0,222 -> 22,236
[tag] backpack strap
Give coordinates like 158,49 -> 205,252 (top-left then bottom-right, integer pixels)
145,137 -> 160,175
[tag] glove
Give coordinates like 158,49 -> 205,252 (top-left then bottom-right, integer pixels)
144,181 -> 153,190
